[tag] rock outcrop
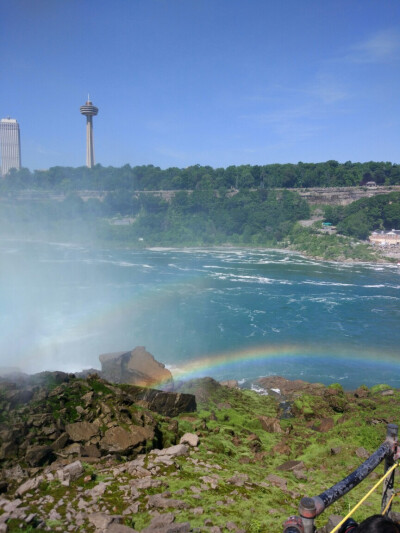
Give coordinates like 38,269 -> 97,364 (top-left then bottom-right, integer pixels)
256,376 -> 326,399
99,347 -> 173,389
122,385 -> 196,417
295,185 -> 400,206
0,373 -> 195,469
174,377 -> 223,404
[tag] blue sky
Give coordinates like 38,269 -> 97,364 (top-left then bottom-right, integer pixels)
1,0 -> 400,170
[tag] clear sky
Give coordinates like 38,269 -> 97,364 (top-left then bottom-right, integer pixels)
1,0 -> 400,170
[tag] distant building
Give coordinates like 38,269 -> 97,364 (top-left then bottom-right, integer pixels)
369,230 -> 400,246
0,117 -> 21,177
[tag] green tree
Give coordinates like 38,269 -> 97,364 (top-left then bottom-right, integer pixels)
383,202 -> 400,229
337,212 -> 371,240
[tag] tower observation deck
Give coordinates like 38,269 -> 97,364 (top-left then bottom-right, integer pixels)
80,98 -> 98,168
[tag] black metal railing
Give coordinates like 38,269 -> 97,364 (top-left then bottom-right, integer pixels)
283,423 -> 399,533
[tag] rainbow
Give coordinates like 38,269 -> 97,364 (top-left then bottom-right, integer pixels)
153,342 -> 400,388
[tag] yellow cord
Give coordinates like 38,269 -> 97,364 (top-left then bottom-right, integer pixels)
330,462 -> 398,533
381,489 -> 400,516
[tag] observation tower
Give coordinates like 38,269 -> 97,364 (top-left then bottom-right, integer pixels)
80,97 -> 98,168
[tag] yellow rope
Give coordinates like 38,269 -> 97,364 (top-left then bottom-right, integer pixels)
381,489 -> 400,516
330,462 -> 398,533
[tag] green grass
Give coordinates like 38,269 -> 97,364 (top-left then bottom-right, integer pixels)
370,384 -> 391,393
87,376 -> 113,395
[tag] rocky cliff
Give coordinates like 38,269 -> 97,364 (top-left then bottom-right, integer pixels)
295,185 -> 400,206
0,373 -> 195,470
12,185 -> 400,208
0,374 -> 399,532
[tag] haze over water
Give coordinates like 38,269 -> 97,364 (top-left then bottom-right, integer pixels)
1,240 -> 399,390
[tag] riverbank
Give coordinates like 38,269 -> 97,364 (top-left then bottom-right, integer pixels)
376,247 -> 400,263
147,242 -> 397,265
96,227 -> 400,265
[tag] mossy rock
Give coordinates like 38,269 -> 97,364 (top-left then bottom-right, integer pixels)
357,399 -> 377,410
324,389 -> 348,413
292,394 -> 332,420
370,384 -> 391,394
328,383 -> 344,392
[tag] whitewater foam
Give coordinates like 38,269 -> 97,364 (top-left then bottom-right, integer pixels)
250,384 -> 268,395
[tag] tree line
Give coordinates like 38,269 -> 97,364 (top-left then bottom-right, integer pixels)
1,163 -> 399,259
2,160 -> 400,192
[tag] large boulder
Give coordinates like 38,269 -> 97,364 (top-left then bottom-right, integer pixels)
65,421 -> 99,442
122,386 -> 196,417
4,388 -> 34,408
25,445 -> 55,467
100,425 -> 154,454
258,416 -> 283,434
99,347 -> 173,389
174,377 -> 222,404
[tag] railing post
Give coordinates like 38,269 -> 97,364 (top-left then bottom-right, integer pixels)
381,423 -> 398,516
299,497 -> 316,533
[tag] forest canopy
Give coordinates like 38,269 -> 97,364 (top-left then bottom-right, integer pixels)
2,160 -> 400,192
0,188 -> 311,247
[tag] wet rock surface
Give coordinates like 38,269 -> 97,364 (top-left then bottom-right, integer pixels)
256,376 -> 326,399
99,347 -> 173,389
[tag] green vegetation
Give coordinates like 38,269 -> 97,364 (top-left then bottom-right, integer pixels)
1,162 -> 399,262
328,383 -> 344,392
2,160 -> 400,192
370,384 -> 391,393
0,189 -> 311,248
324,192 -> 400,239
170,381 -> 400,530
288,225 -> 381,261
86,376 -> 112,395
3,376 -> 400,532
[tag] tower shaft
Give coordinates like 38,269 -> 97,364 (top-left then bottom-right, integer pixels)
86,115 -> 95,168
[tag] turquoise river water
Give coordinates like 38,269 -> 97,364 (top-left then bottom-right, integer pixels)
0,240 -> 399,390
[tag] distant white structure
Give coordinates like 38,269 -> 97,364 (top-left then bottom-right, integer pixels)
80,97 -> 99,168
369,230 -> 400,246
0,117 -> 21,177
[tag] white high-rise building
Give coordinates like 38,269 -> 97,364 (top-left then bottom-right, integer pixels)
0,118 -> 21,177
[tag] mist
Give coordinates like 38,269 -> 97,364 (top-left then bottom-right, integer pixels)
1,166 -> 400,388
